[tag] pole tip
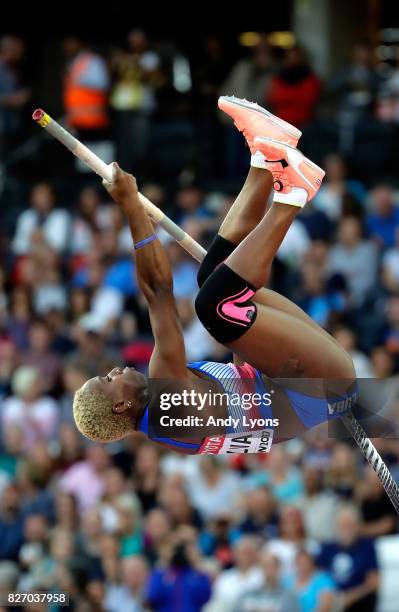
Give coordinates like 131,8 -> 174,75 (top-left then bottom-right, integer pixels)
32,108 -> 45,122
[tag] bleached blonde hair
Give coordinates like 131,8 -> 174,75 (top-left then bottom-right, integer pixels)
73,385 -> 133,443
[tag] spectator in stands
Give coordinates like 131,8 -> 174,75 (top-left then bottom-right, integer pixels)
194,36 -> 230,176
44,306 -> 74,354
107,204 -> 134,255
238,485 -> 279,540
70,252 -> 103,297
0,424 -> 24,486
98,532 -> 119,582
70,185 -> 103,257
290,549 -> 336,612
177,297 -> 215,362
78,506 -> 104,560
382,226 -> 399,293
332,325 -> 373,377
117,312 -> 153,371
1,366 -> 58,449
18,513 -> 49,591
236,550 -> 300,612
267,45 -> 321,128
56,423 -> 84,471
380,46 -> 399,122
220,35 -> 274,105
160,479 -> 203,530
188,456 -> 240,520
166,242 -> 199,299
298,466 -> 340,543
101,257 -> 137,309
71,316 -> 120,377
12,183 -> 70,256
367,184 -> 399,249
134,444 -> 162,513
28,249 -> 67,315
316,505 -> 379,612
59,361 -> 91,423
5,287 -> 31,350
72,242 -> 134,327
383,296 -> 399,365
303,434 -> 335,481
97,466 -> 139,540
110,29 -> 161,170
198,513 -> 237,565
0,267 -> 6,319
360,465 -> 397,538
0,561 -> 20,603
54,491 -> 79,532
0,339 -> 19,400
247,445 -> 304,504
206,536 -> 263,612
312,154 -> 366,222
63,36 -> 110,138
143,508 -> 172,565
328,40 -> 381,119
266,506 -> 309,582
37,526 -> 77,591
328,216 -> 379,306
296,260 -> 346,328
67,289 -> 90,327
115,497 -> 143,557
325,443 -> 359,500
0,35 -> 30,153
0,484 -> 24,562
220,35 -> 274,177
370,346 -> 395,378
174,184 -> 208,225
59,444 -> 111,512
105,554 -> 149,612
147,526 -> 211,612
21,318 -> 61,393
17,455 -> 54,523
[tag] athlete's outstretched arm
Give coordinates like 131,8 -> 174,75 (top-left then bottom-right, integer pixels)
103,164 -> 187,378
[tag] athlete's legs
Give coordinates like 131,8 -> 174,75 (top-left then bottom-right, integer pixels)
223,199 -> 354,378
198,167 -> 333,336
195,99 -> 353,380
195,166 -> 354,378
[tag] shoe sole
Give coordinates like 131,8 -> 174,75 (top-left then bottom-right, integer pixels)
219,95 -> 302,144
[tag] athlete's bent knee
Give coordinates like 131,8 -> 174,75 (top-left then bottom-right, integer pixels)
195,264 -> 257,343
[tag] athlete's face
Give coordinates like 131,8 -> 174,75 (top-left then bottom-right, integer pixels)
83,366 -> 148,424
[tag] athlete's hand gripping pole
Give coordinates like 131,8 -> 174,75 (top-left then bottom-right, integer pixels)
32,109 -> 207,263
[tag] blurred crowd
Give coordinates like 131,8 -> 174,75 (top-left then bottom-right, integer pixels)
3,30 -> 399,180
0,28 -> 399,612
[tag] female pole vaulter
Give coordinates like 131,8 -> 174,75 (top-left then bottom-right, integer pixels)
73,96 -> 356,455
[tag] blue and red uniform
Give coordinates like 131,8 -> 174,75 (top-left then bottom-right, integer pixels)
138,361 -> 357,455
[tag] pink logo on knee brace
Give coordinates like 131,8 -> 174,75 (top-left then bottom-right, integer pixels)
217,288 -> 256,327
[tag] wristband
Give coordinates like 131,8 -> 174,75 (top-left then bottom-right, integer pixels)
134,234 -> 158,250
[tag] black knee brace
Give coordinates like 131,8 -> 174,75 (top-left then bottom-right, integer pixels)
195,264 -> 257,344
197,235 -> 236,288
